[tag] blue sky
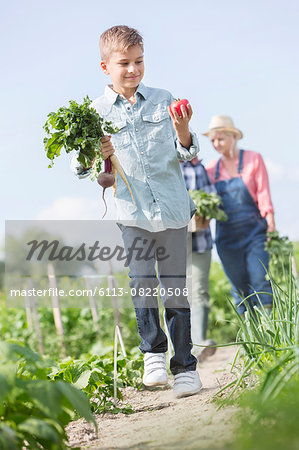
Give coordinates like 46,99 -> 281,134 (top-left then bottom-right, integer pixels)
1,0 -> 299,252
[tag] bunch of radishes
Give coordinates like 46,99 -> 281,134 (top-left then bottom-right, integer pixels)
43,96 -> 135,217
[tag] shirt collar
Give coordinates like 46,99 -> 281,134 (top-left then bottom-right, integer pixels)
104,82 -> 148,105
135,82 -> 148,99
104,85 -> 120,105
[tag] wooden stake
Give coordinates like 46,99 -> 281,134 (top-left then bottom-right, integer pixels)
47,263 -> 66,357
117,325 -> 127,357
108,261 -> 121,327
113,325 -> 118,406
24,293 -> 33,332
31,297 -> 44,355
113,324 -> 127,406
27,280 -> 44,355
84,276 -> 100,332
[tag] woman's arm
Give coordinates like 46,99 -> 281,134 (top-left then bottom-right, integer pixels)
254,153 -> 275,223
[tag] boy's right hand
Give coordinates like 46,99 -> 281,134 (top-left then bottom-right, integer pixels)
101,135 -> 115,160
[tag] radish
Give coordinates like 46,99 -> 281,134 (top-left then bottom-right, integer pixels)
97,157 -> 115,218
97,153 -> 136,218
43,96 -> 136,219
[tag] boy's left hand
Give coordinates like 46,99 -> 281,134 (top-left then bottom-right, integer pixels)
168,103 -> 192,131
168,103 -> 193,149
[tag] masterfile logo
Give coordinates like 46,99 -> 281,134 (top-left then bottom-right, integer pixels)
25,237 -> 169,266
5,220 -> 192,308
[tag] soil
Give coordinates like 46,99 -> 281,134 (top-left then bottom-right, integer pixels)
66,346 -> 239,449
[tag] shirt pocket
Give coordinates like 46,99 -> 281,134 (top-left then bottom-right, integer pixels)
142,110 -> 172,142
111,119 -> 131,150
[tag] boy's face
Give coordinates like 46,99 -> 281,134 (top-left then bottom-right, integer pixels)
100,45 -> 144,94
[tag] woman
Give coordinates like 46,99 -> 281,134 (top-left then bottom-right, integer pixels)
180,156 -> 217,361
205,116 -> 275,314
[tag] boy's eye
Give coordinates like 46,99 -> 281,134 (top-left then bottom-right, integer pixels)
136,60 -> 143,64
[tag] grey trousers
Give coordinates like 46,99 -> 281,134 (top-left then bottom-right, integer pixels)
119,225 -> 197,374
190,250 -> 212,344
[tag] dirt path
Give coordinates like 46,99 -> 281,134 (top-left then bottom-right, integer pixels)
67,346 -> 239,449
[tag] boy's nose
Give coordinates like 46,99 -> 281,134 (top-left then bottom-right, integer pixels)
128,64 -> 137,73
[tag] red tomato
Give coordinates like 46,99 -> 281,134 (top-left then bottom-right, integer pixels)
170,99 -> 189,117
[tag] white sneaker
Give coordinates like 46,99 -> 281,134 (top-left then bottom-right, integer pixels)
173,370 -> 202,398
143,352 -> 168,387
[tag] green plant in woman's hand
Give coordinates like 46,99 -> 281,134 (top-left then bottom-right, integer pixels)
265,231 -> 293,256
265,231 -> 294,280
189,189 -> 228,221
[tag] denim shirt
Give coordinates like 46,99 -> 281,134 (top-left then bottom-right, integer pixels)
71,83 -> 200,231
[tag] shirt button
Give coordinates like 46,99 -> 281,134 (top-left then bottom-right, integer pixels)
140,152 -> 144,155
147,175 -> 150,178
156,198 -> 159,201
135,128 -> 138,132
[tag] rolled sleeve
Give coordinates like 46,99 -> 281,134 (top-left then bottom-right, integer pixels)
176,129 -> 200,161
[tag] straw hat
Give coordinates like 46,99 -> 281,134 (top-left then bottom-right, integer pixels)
203,116 -> 243,140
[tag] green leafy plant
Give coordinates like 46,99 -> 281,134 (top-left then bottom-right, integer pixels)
208,261 -> 239,343
189,189 -> 227,221
0,290 -> 139,360
0,342 -> 96,450
43,96 -> 117,180
265,231 -> 294,281
231,379 -> 299,450
49,352 -> 143,414
43,96 -> 136,212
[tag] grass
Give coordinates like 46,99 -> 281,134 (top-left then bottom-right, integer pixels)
215,251 -> 299,449
232,378 -> 299,450
216,261 -> 298,405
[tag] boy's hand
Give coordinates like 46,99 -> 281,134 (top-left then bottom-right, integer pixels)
101,135 -> 115,160
168,103 -> 193,149
169,102 -> 192,126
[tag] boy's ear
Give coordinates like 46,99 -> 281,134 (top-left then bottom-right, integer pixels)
100,60 -> 109,74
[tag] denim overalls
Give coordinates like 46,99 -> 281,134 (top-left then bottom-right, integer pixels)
215,150 -> 273,314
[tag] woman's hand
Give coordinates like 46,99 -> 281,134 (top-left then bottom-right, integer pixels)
196,215 -> 211,230
168,103 -> 193,149
266,212 -> 276,233
101,135 -> 115,160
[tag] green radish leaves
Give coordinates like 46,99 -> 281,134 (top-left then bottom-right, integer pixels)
43,96 -> 118,180
265,231 -> 294,283
189,189 -> 228,221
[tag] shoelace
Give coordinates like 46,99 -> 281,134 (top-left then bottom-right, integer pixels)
144,354 -> 166,375
174,372 -> 197,386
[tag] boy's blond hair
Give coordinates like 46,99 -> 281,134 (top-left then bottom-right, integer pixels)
99,25 -> 143,61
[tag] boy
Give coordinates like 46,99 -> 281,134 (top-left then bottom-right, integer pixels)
73,25 -> 202,398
